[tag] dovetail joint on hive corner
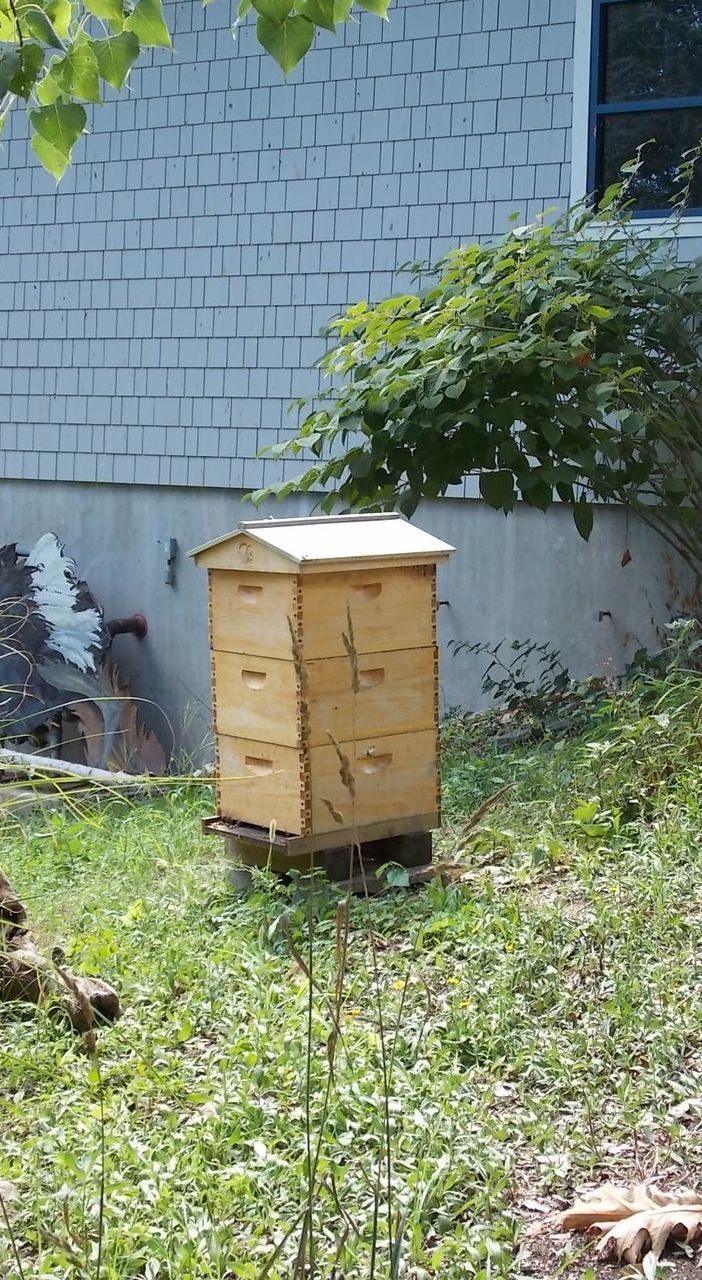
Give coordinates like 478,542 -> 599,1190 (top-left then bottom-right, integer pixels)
207,570 -> 222,801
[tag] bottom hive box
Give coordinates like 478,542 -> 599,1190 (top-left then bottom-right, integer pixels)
217,729 -> 439,837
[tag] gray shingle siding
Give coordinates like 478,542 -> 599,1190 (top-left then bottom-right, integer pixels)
0,0 -> 575,487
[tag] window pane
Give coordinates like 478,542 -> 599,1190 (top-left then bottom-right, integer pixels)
603,0 -> 702,103
599,107 -> 702,210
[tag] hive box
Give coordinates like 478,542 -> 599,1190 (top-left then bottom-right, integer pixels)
190,514 -> 453,850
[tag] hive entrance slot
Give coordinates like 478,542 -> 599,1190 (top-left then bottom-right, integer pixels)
245,756 -> 274,776
359,753 -> 392,773
350,582 -> 381,601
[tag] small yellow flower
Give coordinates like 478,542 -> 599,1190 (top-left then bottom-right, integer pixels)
447,976 -> 460,986
392,979 -> 405,990
346,1008 -> 361,1017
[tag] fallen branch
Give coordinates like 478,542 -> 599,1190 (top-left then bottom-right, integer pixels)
0,745 -> 142,785
0,867 -> 121,1032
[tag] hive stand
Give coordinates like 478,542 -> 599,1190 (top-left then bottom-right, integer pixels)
190,513 -> 454,884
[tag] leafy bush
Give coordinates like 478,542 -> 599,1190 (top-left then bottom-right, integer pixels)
256,168 -> 702,576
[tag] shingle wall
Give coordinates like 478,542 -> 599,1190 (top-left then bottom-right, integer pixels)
0,0 -> 575,488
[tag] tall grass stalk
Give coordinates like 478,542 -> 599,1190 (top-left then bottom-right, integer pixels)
0,1186 -> 25,1280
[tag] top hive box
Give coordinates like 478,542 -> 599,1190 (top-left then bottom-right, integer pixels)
191,514 -> 454,839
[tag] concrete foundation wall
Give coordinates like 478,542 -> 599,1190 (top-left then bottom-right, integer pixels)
0,479 -> 688,761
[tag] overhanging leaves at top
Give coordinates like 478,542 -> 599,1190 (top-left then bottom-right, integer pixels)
0,0 -> 392,173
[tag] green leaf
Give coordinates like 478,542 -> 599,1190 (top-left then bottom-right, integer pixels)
332,0 -> 351,16
91,31 -> 139,87
31,130 -> 70,177
45,0 -> 71,37
255,11 -> 313,72
479,471 -> 515,511
348,450 -> 372,478
0,49 -> 20,96
252,0 -> 291,18
84,0 -> 124,22
521,478 -> 552,512
598,181 -> 622,211
381,863 -> 410,889
296,0 -> 334,30
398,489 -> 419,518
20,4 -> 64,47
573,499 -> 594,541
540,418 -> 561,448
36,59 -> 62,102
356,0 -> 389,12
236,0 -> 251,13
52,43 -> 101,101
8,41 -> 43,97
29,101 -> 86,178
592,381 -> 615,404
124,0 -> 171,48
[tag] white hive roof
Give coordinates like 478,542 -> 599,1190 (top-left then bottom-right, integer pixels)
190,513 -> 454,569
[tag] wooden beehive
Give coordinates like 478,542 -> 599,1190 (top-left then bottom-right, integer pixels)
190,514 -> 453,847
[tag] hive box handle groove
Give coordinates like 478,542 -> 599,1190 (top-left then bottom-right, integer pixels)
359,667 -> 385,688
241,669 -> 267,689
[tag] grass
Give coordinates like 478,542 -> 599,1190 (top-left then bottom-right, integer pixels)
4,672 -> 702,1278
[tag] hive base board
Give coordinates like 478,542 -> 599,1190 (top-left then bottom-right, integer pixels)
202,815 -> 438,882
203,812 -> 439,856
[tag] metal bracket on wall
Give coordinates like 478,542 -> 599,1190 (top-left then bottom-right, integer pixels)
160,537 -> 178,587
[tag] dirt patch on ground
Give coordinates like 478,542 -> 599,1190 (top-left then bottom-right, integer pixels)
516,1224 -> 702,1279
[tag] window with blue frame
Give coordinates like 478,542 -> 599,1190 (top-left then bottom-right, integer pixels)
589,0 -> 702,214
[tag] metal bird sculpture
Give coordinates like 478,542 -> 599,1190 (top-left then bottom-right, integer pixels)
0,533 -> 121,766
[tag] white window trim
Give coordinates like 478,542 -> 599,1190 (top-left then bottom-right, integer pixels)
571,0 -> 702,238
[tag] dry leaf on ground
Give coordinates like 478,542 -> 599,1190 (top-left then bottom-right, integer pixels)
0,1180 -> 19,1216
560,1182 -> 702,1263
